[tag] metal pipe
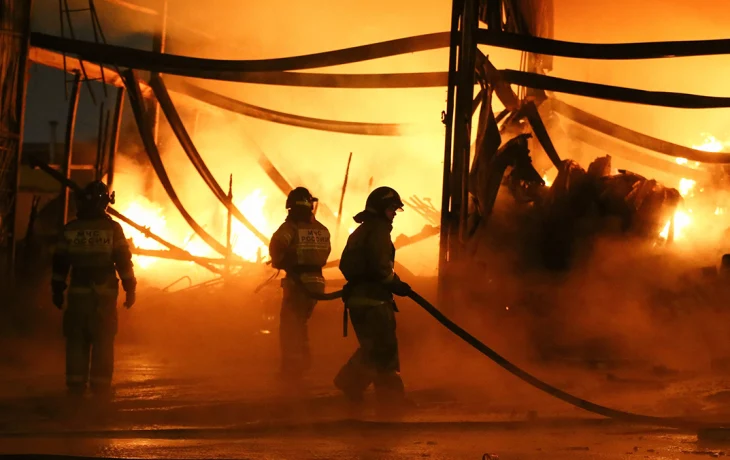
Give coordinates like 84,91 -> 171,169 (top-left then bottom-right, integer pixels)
107,86 -> 124,190
4,0 -> 35,284
95,101 -> 106,180
150,0 -> 167,146
60,71 -> 82,227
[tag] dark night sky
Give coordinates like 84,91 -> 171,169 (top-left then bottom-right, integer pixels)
25,1 -> 155,145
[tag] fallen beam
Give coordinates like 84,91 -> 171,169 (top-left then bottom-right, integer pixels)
31,40 -> 730,162
502,70 -> 730,110
564,123 -> 710,182
26,154 -> 222,274
29,47 -> 416,136
132,247 -> 255,266
476,29 -> 730,60
168,80 -> 415,136
150,75 -> 271,245
123,70 -> 231,255
549,98 -> 730,163
29,48 -> 337,222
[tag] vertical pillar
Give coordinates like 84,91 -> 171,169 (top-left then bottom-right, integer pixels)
0,0 -> 33,283
149,0 -> 168,145
452,0 -> 479,245
439,0 -> 480,313
60,72 -> 82,227
438,0 -> 463,307
106,86 -> 125,191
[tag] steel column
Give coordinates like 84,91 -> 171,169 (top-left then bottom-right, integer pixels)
438,0 -> 463,302
0,0 -> 33,283
106,86 -> 125,190
60,71 -> 81,227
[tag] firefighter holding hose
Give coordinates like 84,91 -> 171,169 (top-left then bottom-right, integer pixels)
269,187 -> 332,381
334,186 -> 414,413
51,181 -> 136,398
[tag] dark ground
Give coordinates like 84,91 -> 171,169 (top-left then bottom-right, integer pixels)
2,275 -> 730,459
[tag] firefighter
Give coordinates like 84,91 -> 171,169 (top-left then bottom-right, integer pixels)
51,181 -> 136,397
334,186 -> 413,411
269,187 -> 331,380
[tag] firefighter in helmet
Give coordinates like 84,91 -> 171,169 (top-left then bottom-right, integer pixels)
269,187 -> 332,380
334,186 -> 412,410
51,181 -> 136,397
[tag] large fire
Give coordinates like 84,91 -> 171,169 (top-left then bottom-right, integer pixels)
658,134 -> 730,245
116,189 -> 272,271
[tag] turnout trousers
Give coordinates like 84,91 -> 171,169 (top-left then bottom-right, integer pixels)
279,278 -> 320,378
334,301 -> 405,404
63,286 -> 118,394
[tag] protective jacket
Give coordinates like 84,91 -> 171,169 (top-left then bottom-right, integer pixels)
339,215 -> 400,306
269,214 -> 331,287
52,213 -> 136,296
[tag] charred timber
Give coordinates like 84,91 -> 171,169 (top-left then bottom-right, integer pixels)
548,99 -> 730,163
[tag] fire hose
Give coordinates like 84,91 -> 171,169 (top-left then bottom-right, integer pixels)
305,285 -> 718,430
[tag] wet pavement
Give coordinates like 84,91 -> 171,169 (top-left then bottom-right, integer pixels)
3,286 -> 730,459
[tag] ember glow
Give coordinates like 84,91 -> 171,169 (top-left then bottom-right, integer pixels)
106,155 -> 277,281
659,209 -> 692,241
678,178 -> 696,198
693,134 -> 727,153
116,188 -> 271,267
657,135 -> 730,244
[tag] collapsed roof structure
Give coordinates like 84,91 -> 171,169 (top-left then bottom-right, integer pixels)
2,0 -> 730,293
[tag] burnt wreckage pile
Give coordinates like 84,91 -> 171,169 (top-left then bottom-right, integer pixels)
471,131 -> 682,270
464,53 -> 684,271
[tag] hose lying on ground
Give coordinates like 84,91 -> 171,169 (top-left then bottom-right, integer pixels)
306,286 -> 713,430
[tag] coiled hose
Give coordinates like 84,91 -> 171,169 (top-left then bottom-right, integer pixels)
308,286 -> 716,430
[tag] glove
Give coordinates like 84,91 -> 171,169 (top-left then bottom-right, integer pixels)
390,280 -> 412,297
124,291 -> 136,309
52,292 -> 64,310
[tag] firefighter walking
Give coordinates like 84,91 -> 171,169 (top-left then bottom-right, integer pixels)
269,187 -> 331,380
51,181 -> 136,397
334,186 -> 413,412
